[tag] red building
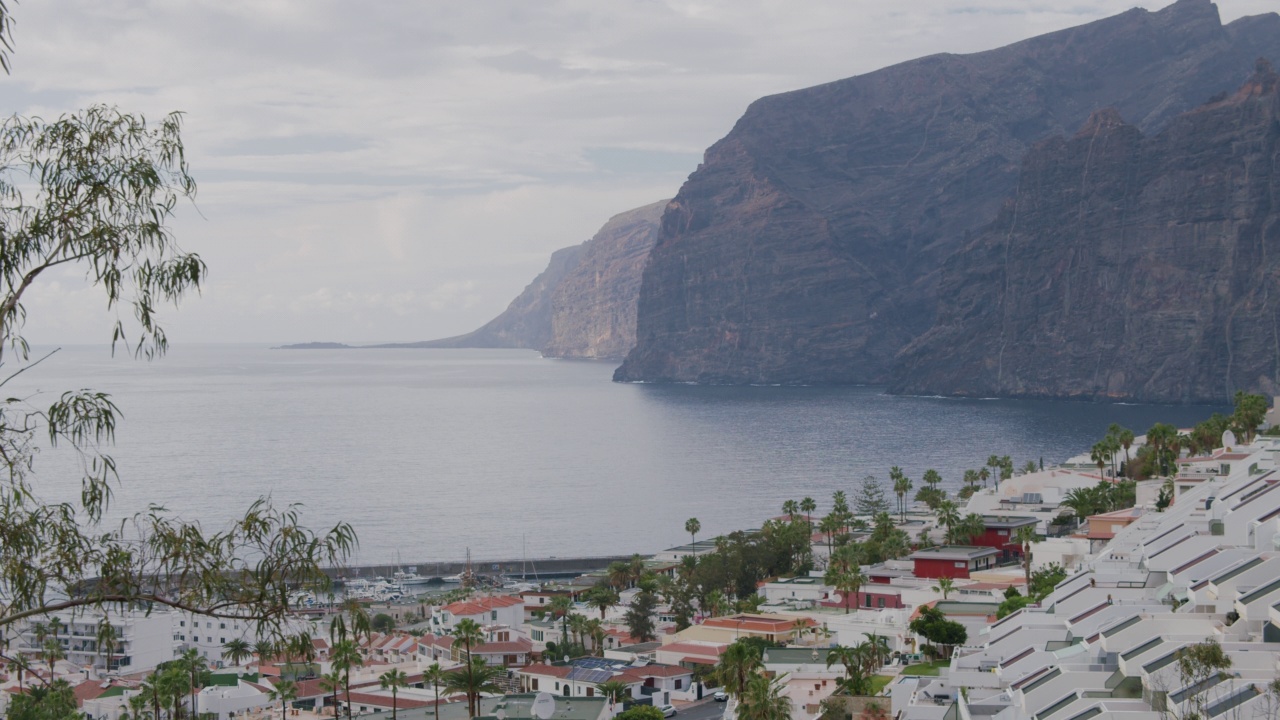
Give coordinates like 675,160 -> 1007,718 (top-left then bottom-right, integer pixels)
974,515 -> 1038,559
909,546 -> 999,579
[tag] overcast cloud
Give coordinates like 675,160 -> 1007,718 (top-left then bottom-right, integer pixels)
3,0 -> 1274,344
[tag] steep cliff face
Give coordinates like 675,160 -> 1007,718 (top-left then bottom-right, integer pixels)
890,60 -> 1280,403
412,244 -> 586,350
415,200 -> 666,357
544,199 -> 668,359
616,0 -> 1280,385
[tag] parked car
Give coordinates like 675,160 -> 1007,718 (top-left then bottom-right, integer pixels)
713,691 -> 728,702
659,705 -> 677,717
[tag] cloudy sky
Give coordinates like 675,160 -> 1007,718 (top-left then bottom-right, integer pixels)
3,0 -> 1274,345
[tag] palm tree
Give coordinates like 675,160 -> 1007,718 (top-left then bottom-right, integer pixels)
607,561 -> 631,590
253,639 -> 277,666
453,618 -> 486,717
738,672 -> 791,720
141,673 -> 164,720
936,500 -> 960,542
222,638 -> 252,668
931,578 -> 955,600
269,679 -> 298,720
826,645 -> 868,694
890,467 -> 910,522
782,499 -> 798,520
380,669 -> 408,720
976,467 -> 989,490
685,517 -> 701,555
818,514 -> 841,557
444,656 -> 502,718
319,670 -> 344,719
704,589 -> 728,618
177,647 -> 206,720
568,613 -> 589,652
597,679 -> 629,709
800,497 -> 816,530
986,455 -> 1001,486
585,584 -> 619,620
716,642 -> 762,698
330,638 -> 362,720
546,596 -> 573,646
831,490 -> 851,525
126,693 -> 148,720
97,619 -> 120,673
1014,525 -> 1038,590
586,618 -> 605,656
422,662 -> 445,716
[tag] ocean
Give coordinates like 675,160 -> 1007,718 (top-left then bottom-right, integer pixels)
8,344 -> 1226,565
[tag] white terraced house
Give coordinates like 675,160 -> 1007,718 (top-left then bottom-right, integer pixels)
891,435 -> 1280,720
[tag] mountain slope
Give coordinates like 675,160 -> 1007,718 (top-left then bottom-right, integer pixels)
890,60 -> 1280,403
615,0 -> 1280,386
409,200 -> 666,358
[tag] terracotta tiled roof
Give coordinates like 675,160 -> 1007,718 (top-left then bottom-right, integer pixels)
702,615 -> 810,632
659,642 -> 726,657
475,638 -> 533,654
442,595 -> 524,616
632,664 -> 691,678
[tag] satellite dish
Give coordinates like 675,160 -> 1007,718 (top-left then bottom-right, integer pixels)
532,693 -> 556,720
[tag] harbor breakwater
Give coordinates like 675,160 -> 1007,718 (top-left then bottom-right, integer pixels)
325,555 -> 635,583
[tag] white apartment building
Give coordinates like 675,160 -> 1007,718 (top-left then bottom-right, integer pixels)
10,610 -> 173,674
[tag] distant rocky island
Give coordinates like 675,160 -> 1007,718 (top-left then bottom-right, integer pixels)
274,342 -> 353,350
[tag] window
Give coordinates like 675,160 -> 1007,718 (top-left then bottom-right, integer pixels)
220,638 -> 226,644
998,529 -> 1008,536
220,623 -> 226,629
877,597 -> 885,608
491,611 -> 498,621
865,594 -> 872,607
587,688 -> 594,697
206,622 -> 212,629
955,562 -> 965,568
675,680 -> 682,689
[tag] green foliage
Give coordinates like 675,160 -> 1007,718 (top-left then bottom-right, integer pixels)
854,475 -> 890,517
1028,563 -> 1067,600
1060,480 -> 1136,521
739,672 -> 792,720
7,679 -> 79,720
1156,478 -> 1175,512
615,706 -> 664,720
371,613 -> 395,633
907,607 -> 967,658
996,595 -> 1033,619
625,586 -> 659,643
0,99 -> 357,658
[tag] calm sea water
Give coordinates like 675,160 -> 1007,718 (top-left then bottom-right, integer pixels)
9,345 -> 1225,565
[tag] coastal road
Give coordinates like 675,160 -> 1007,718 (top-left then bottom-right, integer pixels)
676,699 -> 725,720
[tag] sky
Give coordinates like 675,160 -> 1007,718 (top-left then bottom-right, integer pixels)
3,0 -> 1275,345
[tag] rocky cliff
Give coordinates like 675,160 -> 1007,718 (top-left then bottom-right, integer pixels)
890,60 -> 1280,404
544,199 -> 668,359
615,0 -> 1280,386
414,200 -> 666,358
410,244 -> 586,350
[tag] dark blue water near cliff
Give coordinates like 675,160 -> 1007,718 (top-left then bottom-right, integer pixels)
14,345 -> 1225,564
